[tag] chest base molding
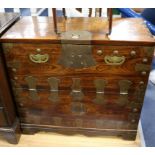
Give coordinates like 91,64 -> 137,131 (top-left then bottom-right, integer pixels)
21,123 -> 137,141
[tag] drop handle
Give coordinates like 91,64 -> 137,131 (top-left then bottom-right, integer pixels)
104,55 -> 125,65
29,53 -> 49,63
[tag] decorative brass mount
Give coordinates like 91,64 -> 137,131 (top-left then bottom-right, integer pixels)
47,77 -> 60,103
25,76 -> 40,101
58,31 -> 96,69
70,78 -> 85,115
93,79 -> 108,104
117,80 -> 132,106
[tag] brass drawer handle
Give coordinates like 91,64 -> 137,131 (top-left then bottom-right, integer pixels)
104,55 -> 125,65
29,54 -> 49,63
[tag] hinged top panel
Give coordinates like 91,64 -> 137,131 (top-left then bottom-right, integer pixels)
0,17 -> 155,45
0,13 -> 20,36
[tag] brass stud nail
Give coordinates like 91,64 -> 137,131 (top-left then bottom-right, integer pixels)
130,51 -> 136,56
139,81 -> 144,85
12,68 -> 17,72
19,103 -> 23,107
113,50 -> 119,54
131,119 -> 136,123
142,58 -> 148,63
133,108 -> 138,112
141,71 -> 147,75
97,50 -> 103,55
14,77 -> 18,80
36,48 -> 41,52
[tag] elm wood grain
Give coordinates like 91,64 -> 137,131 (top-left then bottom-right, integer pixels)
14,90 -> 142,111
3,43 -> 153,78
1,17 -> 154,141
8,75 -> 148,94
13,90 -> 141,132
1,17 -> 155,46
18,106 -> 139,131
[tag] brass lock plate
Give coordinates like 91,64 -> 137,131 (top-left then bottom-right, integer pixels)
93,79 -> 108,105
58,30 -> 96,69
25,76 -> 40,101
47,77 -> 60,103
70,78 -> 84,101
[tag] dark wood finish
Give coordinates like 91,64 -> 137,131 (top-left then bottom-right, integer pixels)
1,16 -> 155,141
52,8 -> 58,34
62,8 -> 67,19
107,8 -> 113,34
0,13 -> 20,35
99,8 -> 102,17
0,107 -> 7,127
89,8 -> 92,17
0,13 -> 21,144
3,43 -> 153,77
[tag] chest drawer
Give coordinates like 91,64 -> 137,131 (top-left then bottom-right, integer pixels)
10,75 -> 148,98
15,89 -> 141,130
3,43 -> 154,77
0,107 -> 7,127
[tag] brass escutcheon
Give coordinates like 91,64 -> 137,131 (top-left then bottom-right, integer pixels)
47,77 -> 60,103
117,80 -> 132,106
93,79 -> 107,104
25,76 -> 40,101
70,78 -> 84,101
119,80 -> 132,95
135,63 -> 151,72
71,102 -> 85,115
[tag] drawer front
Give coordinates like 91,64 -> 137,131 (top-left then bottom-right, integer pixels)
10,75 -> 148,97
15,90 -> 143,111
19,109 -> 139,130
15,90 -> 141,130
0,107 -> 7,127
3,43 -> 154,77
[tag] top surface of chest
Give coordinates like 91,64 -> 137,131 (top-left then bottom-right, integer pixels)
1,17 -> 155,45
0,13 -> 20,36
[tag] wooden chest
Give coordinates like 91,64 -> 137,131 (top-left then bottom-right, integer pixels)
0,13 -> 21,144
1,17 -> 155,140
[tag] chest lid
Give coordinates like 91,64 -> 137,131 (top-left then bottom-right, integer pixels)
0,13 -> 20,36
0,16 -> 155,46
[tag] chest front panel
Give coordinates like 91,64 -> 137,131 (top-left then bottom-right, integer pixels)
3,41 -> 154,132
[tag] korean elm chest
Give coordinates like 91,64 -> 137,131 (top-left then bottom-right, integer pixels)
1,17 -> 155,140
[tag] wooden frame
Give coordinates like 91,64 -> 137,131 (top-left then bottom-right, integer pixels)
52,8 -> 113,35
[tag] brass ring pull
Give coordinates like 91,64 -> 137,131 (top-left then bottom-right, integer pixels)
104,55 -> 125,65
29,54 -> 49,63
